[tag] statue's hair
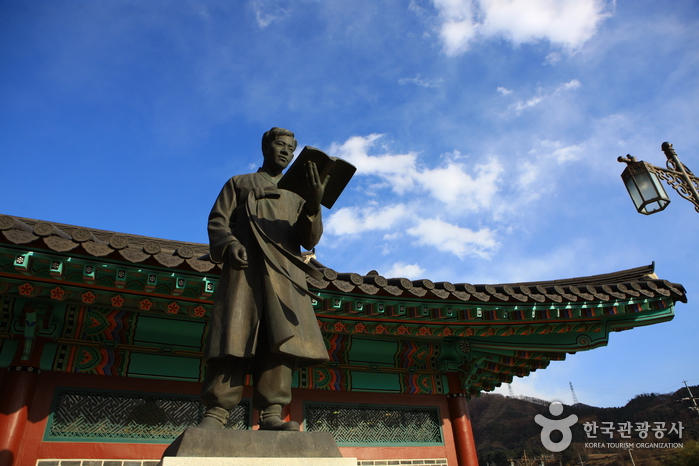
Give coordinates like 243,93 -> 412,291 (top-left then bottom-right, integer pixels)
261,127 -> 296,152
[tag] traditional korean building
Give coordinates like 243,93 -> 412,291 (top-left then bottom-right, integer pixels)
0,214 -> 687,466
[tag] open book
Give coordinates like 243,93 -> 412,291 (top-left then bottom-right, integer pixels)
278,146 -> 356,209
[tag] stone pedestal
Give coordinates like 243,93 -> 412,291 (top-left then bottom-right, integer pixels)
161,428 -> 356,466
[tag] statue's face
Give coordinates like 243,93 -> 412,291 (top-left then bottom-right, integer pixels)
263,135 -> 296,173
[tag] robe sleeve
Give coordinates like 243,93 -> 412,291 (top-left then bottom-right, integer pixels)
296,203 -> 323,252
208,177 -> 239,263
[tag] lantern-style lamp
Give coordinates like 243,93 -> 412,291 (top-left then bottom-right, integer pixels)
619,158 -> 671,215
619,143 -> 699,215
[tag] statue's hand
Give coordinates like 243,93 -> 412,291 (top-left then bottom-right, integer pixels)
228,242 -> 248,269
304,161 -> 330,215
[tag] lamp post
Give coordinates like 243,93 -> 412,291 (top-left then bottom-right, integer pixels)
618,142 -> 699,215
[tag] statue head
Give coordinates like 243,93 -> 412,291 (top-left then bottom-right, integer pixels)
261,127 -> 297,175
261,127 -> 297,154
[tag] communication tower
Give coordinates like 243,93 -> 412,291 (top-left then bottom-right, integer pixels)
570,382 -> 579,405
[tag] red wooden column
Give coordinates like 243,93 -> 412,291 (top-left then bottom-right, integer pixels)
0,366 -> 41,466
447,393 -> 479,466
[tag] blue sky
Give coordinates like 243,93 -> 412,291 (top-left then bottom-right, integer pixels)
1,0 -> 698,408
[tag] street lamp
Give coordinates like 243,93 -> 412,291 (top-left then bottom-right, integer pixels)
618,142 -> 699,215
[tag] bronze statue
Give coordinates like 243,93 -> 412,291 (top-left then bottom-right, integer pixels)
199,127 -> 331,431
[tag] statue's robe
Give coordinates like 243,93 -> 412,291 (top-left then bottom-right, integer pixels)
206,168 -> 329,368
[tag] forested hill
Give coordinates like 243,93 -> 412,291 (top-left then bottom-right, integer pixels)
468,385 -> 699,465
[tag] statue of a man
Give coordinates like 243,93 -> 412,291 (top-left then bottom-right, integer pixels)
199,127 -> 330,431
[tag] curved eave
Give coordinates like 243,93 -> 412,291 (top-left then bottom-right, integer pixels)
1,215 -> 688,307
0,214 -> 687,397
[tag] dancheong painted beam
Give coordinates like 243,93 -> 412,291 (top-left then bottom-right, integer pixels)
0,214 -> 686,398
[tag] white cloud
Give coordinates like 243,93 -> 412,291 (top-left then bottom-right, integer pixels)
480,0 -> 608,46
415,159 -> 503,207
329,135 -> 504,210
433,0 -> 478,55
491,371 -> 573,404
497,86 -> 513,95
325,204 -> 409,236
511,94 -> 544,112
385,262 -> 427,279
399,75 -> 444,88
323,134 -> 510,260
328,134 -> 419,194
518,141 -> 582,193
545,51 -> 563,64
382,231 -> 402,241
532,139 -> 585,163
432,0 -> 613,56
516,160 -> 541,191
509,79 -> 581,114
406,218 -> 499,259
559,79 -> 581,91
552,144 -> 583,163
250,0 -> 291,28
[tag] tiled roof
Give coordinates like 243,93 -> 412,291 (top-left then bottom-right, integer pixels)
0,214 -> 687,396
0,214 -> 687,305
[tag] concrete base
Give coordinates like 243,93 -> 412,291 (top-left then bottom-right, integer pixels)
161,428 -> 353,463
162,458 -> 357,466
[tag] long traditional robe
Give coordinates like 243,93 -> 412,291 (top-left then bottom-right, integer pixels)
206,169 -> 329,368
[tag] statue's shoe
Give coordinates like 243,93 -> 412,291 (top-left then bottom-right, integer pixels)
197,416 -> 226,429
258,418 -> 300,431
